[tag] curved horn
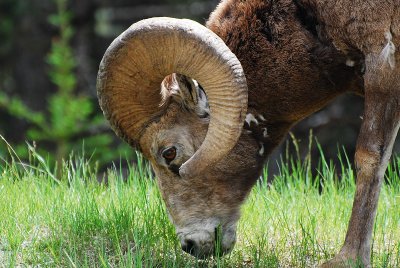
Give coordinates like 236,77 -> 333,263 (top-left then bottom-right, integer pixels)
97,17 -> 248,178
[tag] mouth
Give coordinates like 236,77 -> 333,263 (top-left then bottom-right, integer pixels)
177,223 -> 237,258
180,237 -> 233,259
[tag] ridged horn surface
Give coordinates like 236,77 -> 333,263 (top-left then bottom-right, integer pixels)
97,17 -> 248,177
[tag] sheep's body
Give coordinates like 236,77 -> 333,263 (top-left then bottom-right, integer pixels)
207,1 -> 399,266
207,0 -> 364,155
207,0 -> 399,124
300,0 -> 400,56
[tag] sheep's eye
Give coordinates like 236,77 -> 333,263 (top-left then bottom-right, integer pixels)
162,146 -> 177,162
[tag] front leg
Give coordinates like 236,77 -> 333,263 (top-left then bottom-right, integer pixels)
322,54 -> 400,267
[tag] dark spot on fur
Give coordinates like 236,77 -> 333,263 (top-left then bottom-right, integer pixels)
256,5 -> 272,42
294,1 -> 319,38
169,164 -> 181,176
379,144 -> 385,159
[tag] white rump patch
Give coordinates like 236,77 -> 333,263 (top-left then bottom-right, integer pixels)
245,113 -> 258,126
379,31 -> 396,69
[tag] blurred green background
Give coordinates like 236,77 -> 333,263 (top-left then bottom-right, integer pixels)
0,0 -> 397,175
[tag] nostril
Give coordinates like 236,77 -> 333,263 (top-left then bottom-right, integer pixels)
181,239 -> 195,254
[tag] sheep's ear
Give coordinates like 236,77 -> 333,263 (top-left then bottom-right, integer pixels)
162,73 -> 210,118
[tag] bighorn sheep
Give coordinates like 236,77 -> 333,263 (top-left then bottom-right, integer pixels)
97,0 -> 399,266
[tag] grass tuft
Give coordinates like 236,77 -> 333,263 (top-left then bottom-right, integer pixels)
0,139 -> 399,267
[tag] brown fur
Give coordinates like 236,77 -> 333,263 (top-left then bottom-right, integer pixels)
134,0 -> 399,265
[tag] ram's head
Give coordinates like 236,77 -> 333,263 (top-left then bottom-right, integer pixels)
98,18 -> 257,258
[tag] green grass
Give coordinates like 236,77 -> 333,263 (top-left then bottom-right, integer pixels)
0,142 -> 399,267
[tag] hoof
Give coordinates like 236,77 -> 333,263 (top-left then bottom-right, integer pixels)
320,256 -> 370,268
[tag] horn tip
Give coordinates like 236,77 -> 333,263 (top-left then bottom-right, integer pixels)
179,163 -> 203,179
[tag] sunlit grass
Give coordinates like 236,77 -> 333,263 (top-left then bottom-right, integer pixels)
0,140 -> 399,267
